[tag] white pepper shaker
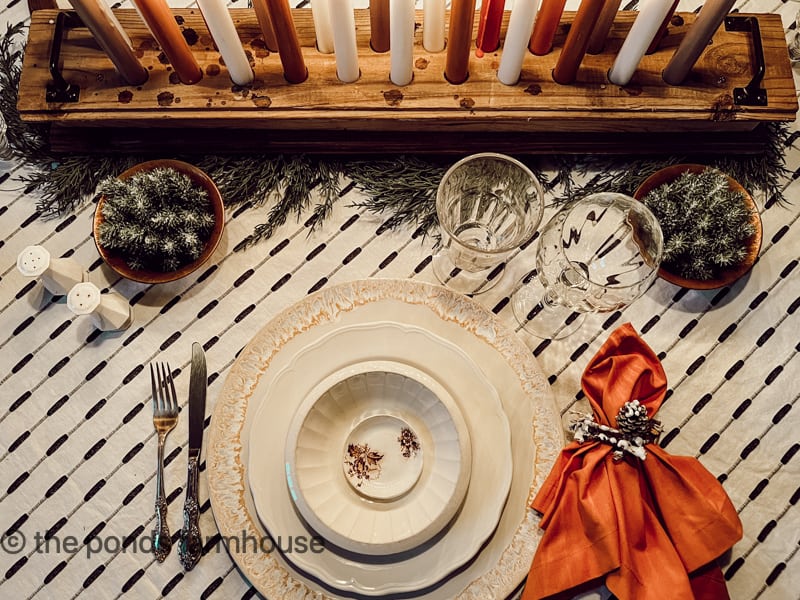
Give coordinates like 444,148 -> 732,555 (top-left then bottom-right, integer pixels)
17,245 -> 88,308
67,282 -> 133,331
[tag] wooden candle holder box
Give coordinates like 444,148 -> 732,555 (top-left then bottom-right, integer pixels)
16,8 -> 798,154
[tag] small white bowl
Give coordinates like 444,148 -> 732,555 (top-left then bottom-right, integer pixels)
284,360 -> 472,555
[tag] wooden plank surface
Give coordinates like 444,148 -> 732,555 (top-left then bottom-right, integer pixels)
16,9 -> 798,147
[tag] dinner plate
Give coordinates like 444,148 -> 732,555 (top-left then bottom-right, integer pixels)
208,279 -> 563,600
246,321 -> 512,594
278,360 -> 473,555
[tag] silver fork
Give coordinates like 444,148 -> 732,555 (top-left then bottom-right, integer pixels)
151,362 -> 179,562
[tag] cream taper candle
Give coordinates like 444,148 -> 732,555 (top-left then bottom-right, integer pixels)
497,0 -> 541,85
311,0 -> 335,54
329,0 -> 359,82
662,0 -> 736,85
423,0 -> 446,52
607,0 -> 674,85
197,0 -> 254,85
68,0 -> 148,85
390,0 -> 415,85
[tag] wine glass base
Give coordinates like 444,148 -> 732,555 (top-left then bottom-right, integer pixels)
511,284 -> 586,340
431,251 -> 503,296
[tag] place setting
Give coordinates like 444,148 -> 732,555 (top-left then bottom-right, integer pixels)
200,145 -> 755,599
207,277 -> 564,599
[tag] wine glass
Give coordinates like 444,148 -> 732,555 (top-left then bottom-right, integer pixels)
432,153 -> 544,295
511,192 -> 663,339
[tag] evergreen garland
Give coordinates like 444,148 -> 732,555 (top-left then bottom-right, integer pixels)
641,168 -> 757,281
0,22 -> 791,246
97,168 -> 215,272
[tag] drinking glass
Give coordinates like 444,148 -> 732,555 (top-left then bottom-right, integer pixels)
511,192 -> 663,339
432,153 -> 544,295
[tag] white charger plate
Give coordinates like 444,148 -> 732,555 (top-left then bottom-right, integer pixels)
207,279 -> 563,600
247,321 -> 511,594
280,360 -> 473,555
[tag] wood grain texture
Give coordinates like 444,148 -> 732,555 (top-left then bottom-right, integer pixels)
16,9 -> 798,147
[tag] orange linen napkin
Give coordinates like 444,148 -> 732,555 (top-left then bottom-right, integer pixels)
523,323 -> 742,600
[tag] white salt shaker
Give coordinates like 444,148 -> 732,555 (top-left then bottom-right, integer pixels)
17,245 -> 88,308
67,282 -> 133,331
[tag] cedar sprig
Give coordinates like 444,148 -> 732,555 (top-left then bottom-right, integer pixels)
238,155 -> 336,247
0,22 -> 48,161
348,156 -> 448,238
96,167 -> 215,273
641,167 -> 757,281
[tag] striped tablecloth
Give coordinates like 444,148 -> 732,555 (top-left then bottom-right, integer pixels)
1,1 -> 798,599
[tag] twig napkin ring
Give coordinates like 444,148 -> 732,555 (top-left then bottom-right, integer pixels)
570,399 -> 663,461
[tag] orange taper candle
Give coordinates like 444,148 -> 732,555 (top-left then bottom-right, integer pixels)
370,0 -> 390,53
585,0 -> 622,54
551,0 -> 605,84
265,0 -> 308,83
445,0 -> 477,84
252,0 -> 279,52
528,0 -> 567,55
132,0 -> 202,84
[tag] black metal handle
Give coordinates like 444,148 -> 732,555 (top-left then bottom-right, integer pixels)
725,15 -> 768,107
46,11 -> 82,103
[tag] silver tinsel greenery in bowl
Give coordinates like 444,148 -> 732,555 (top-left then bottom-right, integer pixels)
93,159 -> 224,283
634,164 -> 762,290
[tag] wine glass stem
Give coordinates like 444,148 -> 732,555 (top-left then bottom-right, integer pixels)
540,288 -> 562,309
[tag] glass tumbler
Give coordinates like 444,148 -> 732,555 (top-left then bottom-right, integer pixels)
432,153 -> 544,295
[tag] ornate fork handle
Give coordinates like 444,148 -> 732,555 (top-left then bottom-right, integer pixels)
153,432 -> 171,562
179,455 -> 202,570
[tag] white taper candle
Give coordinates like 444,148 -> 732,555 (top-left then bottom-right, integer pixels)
311,0 -> 335,54
423,0 -> 446,52
497,0 -> 542,85
607,0 -> 674,85
196,0 -> 254,85
390,0 -> 415,85
329,0 -> 360,82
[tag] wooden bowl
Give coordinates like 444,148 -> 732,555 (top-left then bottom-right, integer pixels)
633,164 -> 762,290
93,159 -> 224,284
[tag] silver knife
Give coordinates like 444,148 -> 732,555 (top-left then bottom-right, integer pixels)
179,342 -> 206,571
